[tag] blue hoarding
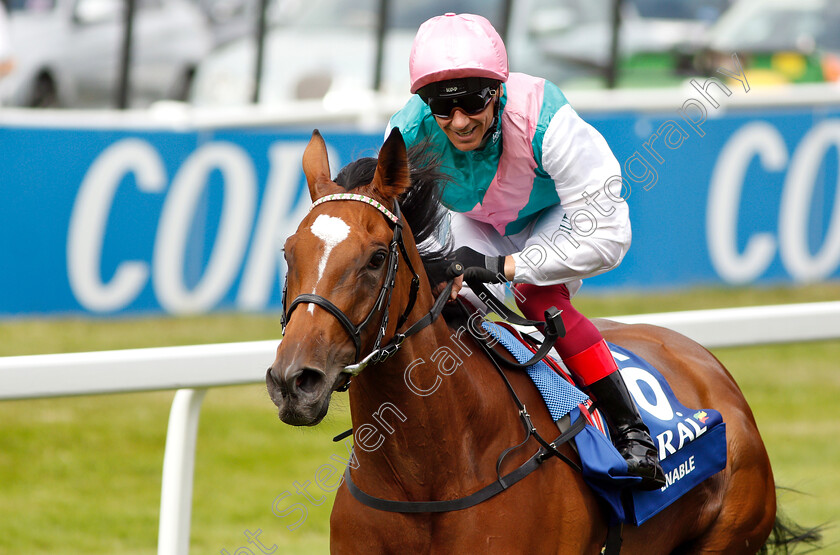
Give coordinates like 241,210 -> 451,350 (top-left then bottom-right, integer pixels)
1,97 -> 838,316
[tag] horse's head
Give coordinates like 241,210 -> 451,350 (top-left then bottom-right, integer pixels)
267,129 -> 418,426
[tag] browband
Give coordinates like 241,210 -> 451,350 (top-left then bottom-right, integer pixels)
310,193 -> 399,224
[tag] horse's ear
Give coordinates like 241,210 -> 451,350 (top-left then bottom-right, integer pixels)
302,129 -> 333,201
371,128 -> 410,202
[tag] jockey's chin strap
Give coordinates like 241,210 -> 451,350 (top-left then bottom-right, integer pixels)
281,193 -> 452,381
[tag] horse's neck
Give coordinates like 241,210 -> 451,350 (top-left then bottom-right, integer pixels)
347,319 -> 511,488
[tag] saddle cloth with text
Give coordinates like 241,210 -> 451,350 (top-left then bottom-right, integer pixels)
482,321 -> 728,525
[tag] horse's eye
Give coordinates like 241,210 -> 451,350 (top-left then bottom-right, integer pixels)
368,250 -> 387,269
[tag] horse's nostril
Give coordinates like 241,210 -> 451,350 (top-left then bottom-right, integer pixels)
267,367 -> 277,384
296,368 -> 324,394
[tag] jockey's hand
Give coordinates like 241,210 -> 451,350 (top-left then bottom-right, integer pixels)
425,258 -> 459,286
433,274 -> 463,302
452,246 -> 507,284
425,257 -> 466,301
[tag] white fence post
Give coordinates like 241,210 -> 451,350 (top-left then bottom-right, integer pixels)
158,388 -> 208,555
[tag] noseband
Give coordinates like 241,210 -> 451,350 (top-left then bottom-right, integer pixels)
281,193 -> 424,376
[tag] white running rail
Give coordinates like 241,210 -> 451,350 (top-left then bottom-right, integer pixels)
1,301 -> 839,554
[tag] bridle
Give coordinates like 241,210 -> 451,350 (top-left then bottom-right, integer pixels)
282,199 -> 596,534
281,193 -> 449,377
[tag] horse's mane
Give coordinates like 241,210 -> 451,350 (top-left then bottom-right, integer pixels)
334,140 -> 452,271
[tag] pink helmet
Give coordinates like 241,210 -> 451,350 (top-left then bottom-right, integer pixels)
409,13 -> 509,94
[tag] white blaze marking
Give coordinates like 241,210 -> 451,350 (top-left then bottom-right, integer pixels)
308,214 -> 351,313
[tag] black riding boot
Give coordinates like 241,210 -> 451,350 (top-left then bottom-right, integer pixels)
587,371 -> 666,490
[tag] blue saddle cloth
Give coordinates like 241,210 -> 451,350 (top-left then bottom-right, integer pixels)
482,321 -> 728,526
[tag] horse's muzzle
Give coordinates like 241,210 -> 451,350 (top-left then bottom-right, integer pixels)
266,364 -> 331,426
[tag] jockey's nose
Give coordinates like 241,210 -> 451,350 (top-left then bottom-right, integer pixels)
450,109 -> 471,128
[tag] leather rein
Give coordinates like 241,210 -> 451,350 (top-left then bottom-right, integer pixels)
341,293 -> 586,514
282,193 -> 586,514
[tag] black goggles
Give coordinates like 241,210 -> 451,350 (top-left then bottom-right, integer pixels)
425,87 -> 495,118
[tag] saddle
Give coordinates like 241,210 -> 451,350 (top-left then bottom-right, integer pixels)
484,321 -> 728,526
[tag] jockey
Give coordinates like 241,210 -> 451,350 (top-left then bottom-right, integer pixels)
388,13 -> 665,489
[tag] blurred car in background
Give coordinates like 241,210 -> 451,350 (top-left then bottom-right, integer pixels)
189,0 -> 735,110
195,0 -> 254,46
194,0 -> 298,47
189,0 -> 505,110
0,0 -> 212,108
695,0 -> 840,85
521,0 -> 733,88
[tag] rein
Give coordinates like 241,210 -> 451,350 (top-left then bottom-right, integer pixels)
289,194 -> 588,519
466,278 -> 567,369
341,296 -> 587,514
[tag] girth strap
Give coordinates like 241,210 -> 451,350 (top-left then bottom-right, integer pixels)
342,414 -> 586,513
604,523 -> 624,555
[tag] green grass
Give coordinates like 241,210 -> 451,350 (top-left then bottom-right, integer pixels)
1,283 -> 838,554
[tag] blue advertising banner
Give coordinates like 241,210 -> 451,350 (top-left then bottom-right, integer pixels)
588,102 -> 840,293
1,97 -> 838,316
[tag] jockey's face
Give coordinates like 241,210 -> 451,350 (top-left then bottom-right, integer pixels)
434,90 -> 497,152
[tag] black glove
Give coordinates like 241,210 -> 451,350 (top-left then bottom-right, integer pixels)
424,257 -> 464,287
452,246 -> 507,284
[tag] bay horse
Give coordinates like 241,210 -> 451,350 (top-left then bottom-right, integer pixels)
268,128 -> 809,553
